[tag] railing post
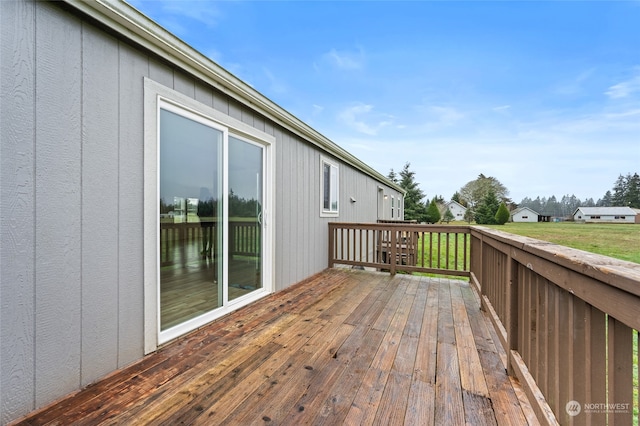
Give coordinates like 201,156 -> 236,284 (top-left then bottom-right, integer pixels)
390,228 -> 397,275
506,255 -> 519,376
328,223 -> 335,269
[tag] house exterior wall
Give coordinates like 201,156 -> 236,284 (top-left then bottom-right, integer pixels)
512,208 -> 539,223
573,212 -> 636,223
0,1 -> 402,423
446,201 -> 466,220
573,208 -> 637,224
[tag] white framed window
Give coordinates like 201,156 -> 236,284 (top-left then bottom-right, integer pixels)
391,196 -> 395,218
320,156 -> 339,217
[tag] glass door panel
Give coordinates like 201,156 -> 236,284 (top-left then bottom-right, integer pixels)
228,136 -> 264,301
159,108 -> 223,331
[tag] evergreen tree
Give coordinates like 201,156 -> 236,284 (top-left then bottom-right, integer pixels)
451,191 -> 465,206
396,162 -> 428,221
597,191 -> 612,207
475,190 -> 501,225
611,174 -> 627,206
495,202 -> 510,225
609,173 -> 640,208
463,208 -> 474,224
443,208 -> 455,223
387,169 -> 398,184
627,173 -> 640,208
425,198 -> 441,224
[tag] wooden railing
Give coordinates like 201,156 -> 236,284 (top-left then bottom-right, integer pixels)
328,222 -> 640,424
160,220 -> 259,265
328,222 -> 470,277
470,226 -> 640,425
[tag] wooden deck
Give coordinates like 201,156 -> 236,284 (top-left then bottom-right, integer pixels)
14,269 -> 538,425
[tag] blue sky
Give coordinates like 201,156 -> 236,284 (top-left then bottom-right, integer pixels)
130,0 -> 640,203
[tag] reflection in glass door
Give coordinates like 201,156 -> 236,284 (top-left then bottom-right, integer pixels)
159,108 -> 223,331
228,136 -> 264,301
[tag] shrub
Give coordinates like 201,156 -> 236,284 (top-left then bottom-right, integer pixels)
495,202 -> 510,225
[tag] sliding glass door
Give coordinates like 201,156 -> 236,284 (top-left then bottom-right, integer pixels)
157,105 -> 268,339
159,108 -> 224,331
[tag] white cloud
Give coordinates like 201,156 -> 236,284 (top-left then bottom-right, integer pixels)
428,106 -> 464,125
493,105 -> 511,112
312,104 -> 324,116
554,68 -> 595,96
262,68 -> 288,94
159,1 -> 223,29
338,103 -> 393,135
605,69 -> 640,99
411,104 -> 464,132
323,48 -> 365,70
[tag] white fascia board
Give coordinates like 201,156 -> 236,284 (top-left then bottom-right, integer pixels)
62,0 -> 404,195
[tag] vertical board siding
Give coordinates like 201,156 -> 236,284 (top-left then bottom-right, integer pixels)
173,72 -> 195,98
1,2 -> 403,423
80,24 -> 120,386
0,0 -> 36,422
117,42 -> 147,367
34,2 -> 83,406
194,80 -> 214,108
148,57 -> 173,88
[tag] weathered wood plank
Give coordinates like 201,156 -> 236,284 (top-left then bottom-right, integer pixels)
373,371 -> 412,425
463,390 -> 498,426
404,379 -> 436,425
433,278 -> 465,424
13,271 -> 536,426
413,277 -> 439,384
451,283 -> 490,397
296,328 -> 385,425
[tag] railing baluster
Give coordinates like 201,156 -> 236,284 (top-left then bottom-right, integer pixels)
608,316 -> 633,425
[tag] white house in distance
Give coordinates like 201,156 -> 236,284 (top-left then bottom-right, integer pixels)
511,207 -> 540,223
573,207 -> 639,223
445,200 -> 467,221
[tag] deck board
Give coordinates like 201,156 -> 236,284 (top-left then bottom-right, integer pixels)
13,269 -> 539,425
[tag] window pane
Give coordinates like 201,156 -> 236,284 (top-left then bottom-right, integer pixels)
228,136 -> 263,301
330,165 -> 338,211
323,163 -> 331,211
159,108 -> 223,331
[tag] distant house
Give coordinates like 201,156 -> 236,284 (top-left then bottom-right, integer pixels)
573,207 -> 638,224
445,200 -> 467,221
511,207 -> 540,223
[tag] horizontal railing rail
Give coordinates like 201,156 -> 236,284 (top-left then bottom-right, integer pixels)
328,222 -> 470,277
160,220 -> 259,265
470,226 -> 640,425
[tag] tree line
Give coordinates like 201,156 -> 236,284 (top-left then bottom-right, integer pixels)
519,172 -> 640,215
389,163 -> 639,225
388,164 -> 511,225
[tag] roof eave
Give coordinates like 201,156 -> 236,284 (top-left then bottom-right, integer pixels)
62,0 -> 405,194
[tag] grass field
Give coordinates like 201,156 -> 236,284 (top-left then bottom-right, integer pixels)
484,221 -> 640,264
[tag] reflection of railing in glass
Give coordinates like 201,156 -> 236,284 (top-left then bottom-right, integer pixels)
159,221 -> 260,266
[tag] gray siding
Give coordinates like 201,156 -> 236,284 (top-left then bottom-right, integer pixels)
0,1 -> 403,423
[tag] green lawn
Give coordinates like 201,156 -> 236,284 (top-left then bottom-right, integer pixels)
484,222 -> 640,264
